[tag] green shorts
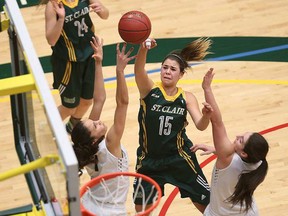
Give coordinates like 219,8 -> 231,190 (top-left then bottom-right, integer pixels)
133,146 -> 210,205
51,55 -> 95,108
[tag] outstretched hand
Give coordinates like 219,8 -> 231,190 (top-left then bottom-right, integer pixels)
202,68 -> 215,91
202,101 -> 213,117
51,0 -> 65,19
190,144 -> 216,156
116,43 -> 137,72
91,36 -> 103,62
201,68 -> 215,117
89,0 -> 104,13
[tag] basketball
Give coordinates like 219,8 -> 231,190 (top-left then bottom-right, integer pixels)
118,10 -> 151,44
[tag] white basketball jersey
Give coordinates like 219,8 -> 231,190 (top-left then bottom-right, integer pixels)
82,139 -> 129,216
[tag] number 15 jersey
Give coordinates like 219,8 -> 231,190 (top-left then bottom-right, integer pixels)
138,82 -> 193,158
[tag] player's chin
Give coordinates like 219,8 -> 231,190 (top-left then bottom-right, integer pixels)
104,125 -> 108,133
161,77 -> 173,85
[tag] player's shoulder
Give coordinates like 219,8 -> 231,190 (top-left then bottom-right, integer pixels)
183,90 -> 196,99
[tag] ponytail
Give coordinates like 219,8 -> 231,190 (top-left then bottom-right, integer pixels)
228,159 -> 268,212
228,133 -> 269,212
71,121 -> 100,173
162,37 -> 212,73
181,37 -> 212,61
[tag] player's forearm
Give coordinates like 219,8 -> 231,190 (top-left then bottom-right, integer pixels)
204,87 -> 223,124
116,69 -> 129,106
46,17 -> 64,46
93,61 -> 106,109
196,114 -> 210,131
98,6 -> 109,19
134,47 -> 147,75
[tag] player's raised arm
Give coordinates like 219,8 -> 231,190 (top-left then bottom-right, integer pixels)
133,39 -> 157,99
202,68 -> 234,166
89,36 -> 106,121
106,43 -> 136,157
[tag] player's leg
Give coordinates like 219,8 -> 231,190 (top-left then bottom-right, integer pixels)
169,149 -> 210,213
191,201 -> 207,213
66,98 -> 92,132
58,104 -> 76,120
51,57 -> 80,122
133,177 -> 162,215
133,155 -> 165,214
65,58 -> 95,133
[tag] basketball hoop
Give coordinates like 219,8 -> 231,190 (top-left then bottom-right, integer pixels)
80,172 -> 162,216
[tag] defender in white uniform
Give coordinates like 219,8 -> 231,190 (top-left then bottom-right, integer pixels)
83,140 -> 129,216
71,38 -> 137,216
192,68 -> 269,216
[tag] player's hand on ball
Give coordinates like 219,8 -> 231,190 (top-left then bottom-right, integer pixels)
143,38 -> 157,50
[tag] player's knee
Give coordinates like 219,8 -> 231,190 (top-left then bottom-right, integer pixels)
58,105 -> 77,119
135,204 -> 142,212
135,204 -> 152,215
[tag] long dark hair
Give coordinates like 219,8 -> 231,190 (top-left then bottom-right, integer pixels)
162,37 -> 212,74
71,121 -> 104,176
228,133 -> 269,212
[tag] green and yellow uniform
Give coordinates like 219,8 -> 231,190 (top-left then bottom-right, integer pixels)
134,82 -> 210,205
51,0 -> 95,108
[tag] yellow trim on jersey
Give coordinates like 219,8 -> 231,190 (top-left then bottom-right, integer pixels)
61,30 -> 77,61
176,131 -> 197,174
181,90 -> 187,100
140,99 -> 148,153
136,151 -> 146,171
61,0 -> 79,8
155,82 -> 184,101
62,61 -> 72,85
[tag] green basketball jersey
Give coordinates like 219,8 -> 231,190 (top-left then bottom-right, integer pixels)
52,0 -> 95,62
138,82 -> 193,158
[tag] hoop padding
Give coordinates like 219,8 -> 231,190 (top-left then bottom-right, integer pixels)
80,172 -> 162,216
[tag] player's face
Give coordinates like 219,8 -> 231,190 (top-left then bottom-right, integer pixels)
83,119 -> 107,141
161,59 -> 183,86
234,132 -> 253,155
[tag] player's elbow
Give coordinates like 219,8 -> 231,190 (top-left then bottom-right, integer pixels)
101,14 -> 109,20
116,97 -> 129,106
46,37 -> 56,47
101,10 -> 109,20
94,92 -> 106,105
46,32 -> 60,47
197,126 -> 206,131
195,122 -> 209,131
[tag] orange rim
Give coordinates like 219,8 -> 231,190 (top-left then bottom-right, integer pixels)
80,171 -> 162,216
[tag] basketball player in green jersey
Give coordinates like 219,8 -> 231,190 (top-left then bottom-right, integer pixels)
133,38 -> 213,213
40,0 -> 109,132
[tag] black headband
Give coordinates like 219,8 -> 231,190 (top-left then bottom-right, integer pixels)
167,53 -> 185,66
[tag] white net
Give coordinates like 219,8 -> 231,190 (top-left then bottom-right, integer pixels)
80,172 -> 161,216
